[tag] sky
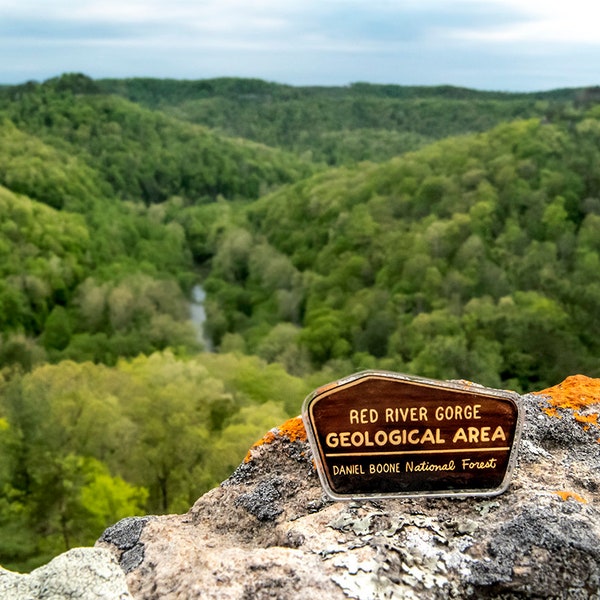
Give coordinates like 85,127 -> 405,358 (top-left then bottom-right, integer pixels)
1,0 -> 599,91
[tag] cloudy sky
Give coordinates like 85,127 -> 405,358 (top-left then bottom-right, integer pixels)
1,0 -> 598,91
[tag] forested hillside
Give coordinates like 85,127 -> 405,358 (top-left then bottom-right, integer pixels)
209,116 -> 600,391
0,74 -> 315,204
0,73 -> 599,570
99,77 -> 592,165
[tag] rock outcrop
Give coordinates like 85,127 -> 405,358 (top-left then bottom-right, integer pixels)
0,547 -> 132,599
2,375 -> 599,599
95,375 -> 600,600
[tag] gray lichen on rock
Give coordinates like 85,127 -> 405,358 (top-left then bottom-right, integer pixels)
0,547 -> 132,599
98,516 -> 153,574
234,477 -> 285,521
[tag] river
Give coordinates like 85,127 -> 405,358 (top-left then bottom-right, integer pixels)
189,284 -> 213,351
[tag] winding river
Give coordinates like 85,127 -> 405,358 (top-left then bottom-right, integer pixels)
189,284 -> 213,351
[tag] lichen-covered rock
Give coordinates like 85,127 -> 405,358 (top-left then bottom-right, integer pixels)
97,376 -> 600,600
98,517 -> 154,574
0,547 -> 132,599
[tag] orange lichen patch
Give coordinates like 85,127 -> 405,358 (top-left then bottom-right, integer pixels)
534,375 -> 600,430
574,412 -> 599,426
543,407 -> 561,419
553,490 -> 588,504
276,416 -> 307,443
534,374 -> 600,410
244,416 -> 307,463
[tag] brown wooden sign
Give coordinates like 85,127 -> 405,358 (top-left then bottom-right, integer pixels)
303,371 -> 523,500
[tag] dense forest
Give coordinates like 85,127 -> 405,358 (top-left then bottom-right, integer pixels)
98,77 -> 588,165
0,73 -> 599,570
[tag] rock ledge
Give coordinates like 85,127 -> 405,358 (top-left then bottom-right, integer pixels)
2,376 -> 599,599
95,377 -> 600,599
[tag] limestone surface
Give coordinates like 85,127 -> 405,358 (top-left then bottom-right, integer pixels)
97,379 -> 600,600
0,547 -> 132,600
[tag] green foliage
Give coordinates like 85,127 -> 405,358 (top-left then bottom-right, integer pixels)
209,116 -> 600,391
0,352 -> 311,569
0,119 -> 107,211
98,77 -> 584,166
0,184 -> 199,368
0,75 -> 315,205
0,185 -> 90,334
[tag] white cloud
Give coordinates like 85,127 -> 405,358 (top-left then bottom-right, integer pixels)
4,0 -> 597,48
0,0 -> 309,47
0,0 -> 597,89
446,0 -> 600,45
1,0 -> 299,25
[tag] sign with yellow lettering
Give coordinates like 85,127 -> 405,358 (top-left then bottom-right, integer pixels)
303,371 -> 523,499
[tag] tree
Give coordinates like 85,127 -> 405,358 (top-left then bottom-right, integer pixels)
300,309 -> 352,366
42,306 -> 72,352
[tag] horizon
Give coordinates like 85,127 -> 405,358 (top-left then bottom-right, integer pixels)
1,71 -> 596,96
1,1 -> 599,93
